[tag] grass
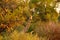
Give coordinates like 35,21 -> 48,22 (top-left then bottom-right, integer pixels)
0,21 -> 60,40
0,30 -> 40,40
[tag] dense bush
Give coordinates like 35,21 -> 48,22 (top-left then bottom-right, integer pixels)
0,0 -> 60,40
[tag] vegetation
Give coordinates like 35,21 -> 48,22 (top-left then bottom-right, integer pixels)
0,0 -> 60,40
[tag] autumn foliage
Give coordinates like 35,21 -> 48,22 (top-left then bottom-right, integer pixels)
0,0 -> 60,40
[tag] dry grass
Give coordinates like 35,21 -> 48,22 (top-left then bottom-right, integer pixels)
0,30 -> 40,40
34,21 -> 60,40
0,21 -> 60,40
